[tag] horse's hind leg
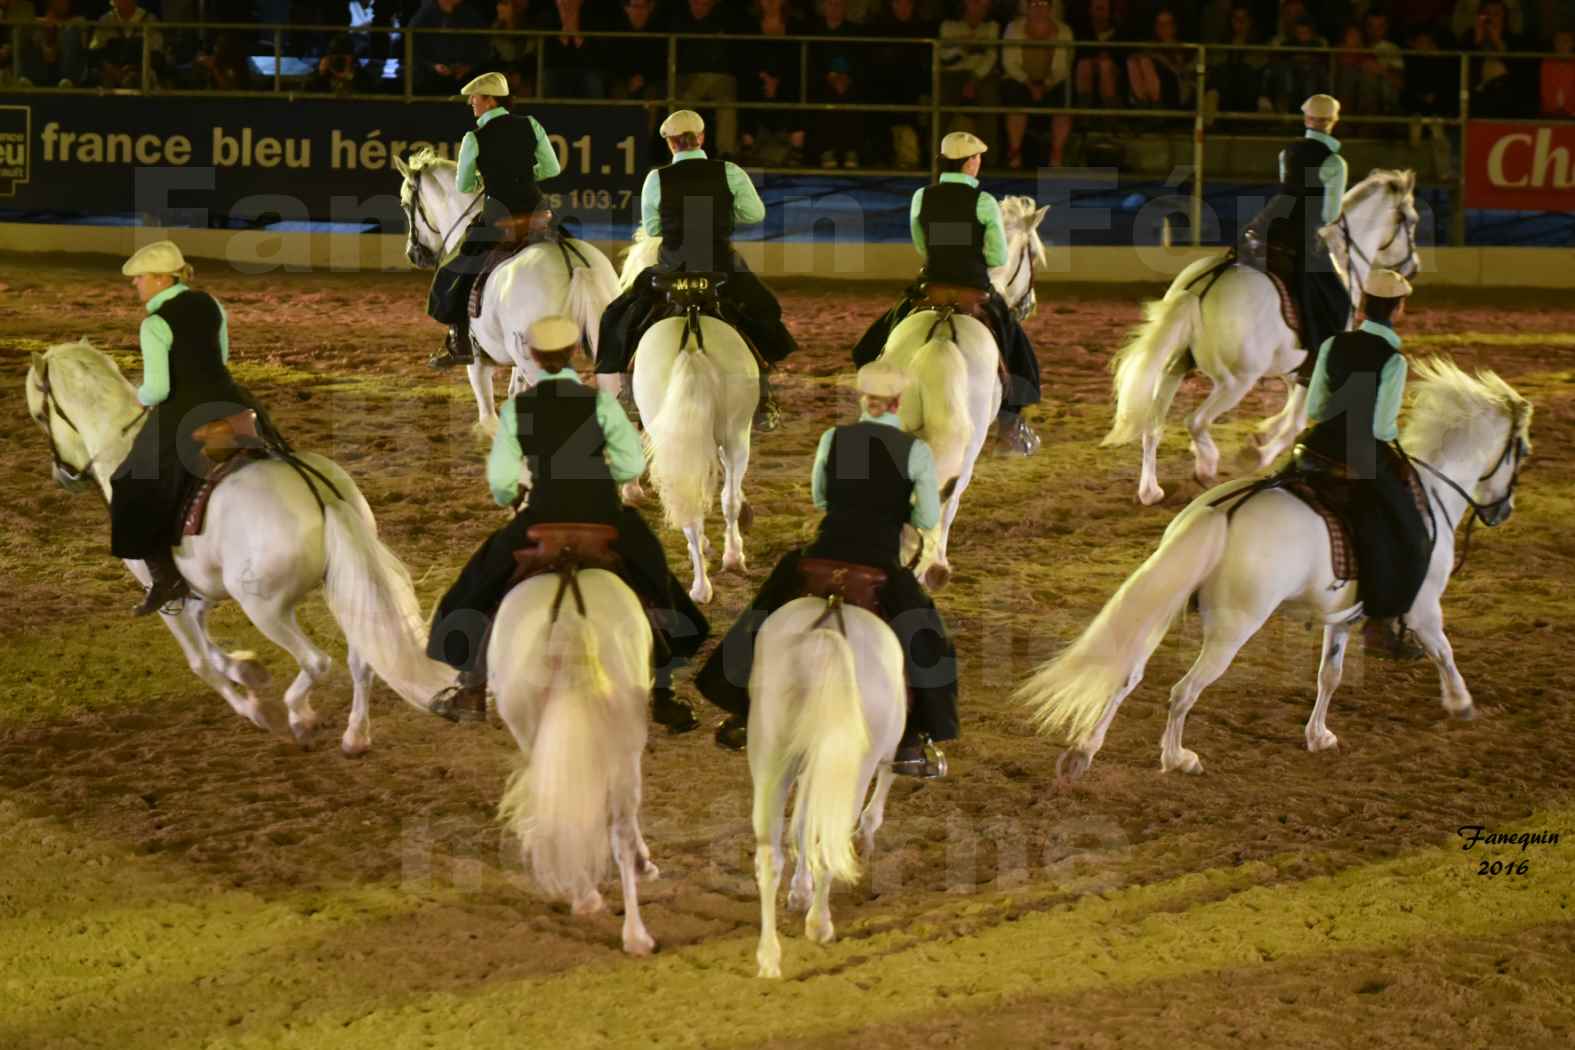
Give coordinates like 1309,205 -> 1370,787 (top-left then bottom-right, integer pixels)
1305,623 -> 1350,752
162,600 -> 281,733
467,358 -> 499,433
611,753 -> 656,956
1253,379 -> 1308,470
1160,610 -> 1265,773
1186,374 -> 1255,486
858,765 -> 895,857
239,595 -> 334,750
1058,662 -> 1149,781
1138,369 -> 1186,506
342,646 -> 374,757
720,437 -> 750,575
753,766 -> 793,978
683,522 -> 713,604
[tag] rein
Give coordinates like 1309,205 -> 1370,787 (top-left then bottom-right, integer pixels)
1404,421 -> 1525,574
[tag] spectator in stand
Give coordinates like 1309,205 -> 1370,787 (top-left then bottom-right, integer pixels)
1400,25 -> 1457,114
939,0 -> 1003,141
809,0 -> 857,84
606,0 -> 665,103
1003,0 -> 1074,168
872,0 -> 936,169
1262,7 -> 1328,113
193,29 -> 255,90
490,0 -> 545,97
1389,1 -> 1454,38
0,0 -> 38,88
1332,10 -> 1402,116
1210,4 -> 1267,114
671,0 -> 742,158
369,0 -> 426,81
1125,6 -> 1191,109
1463,0 -> 1521,116
1540,28 -> 1575,117
407,0 -> 488,97
88,0 -> 165,89
1452,0 -> 1527,39
1071,0 -> 1123,109
20,0 -> 85,87
307,31 -> 379,93
812,53 -> 864,167
542,0 -> 606,99
737,0 -> 807,166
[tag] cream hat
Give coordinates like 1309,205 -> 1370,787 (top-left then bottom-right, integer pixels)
121,240 -> 187,277
659,110 -> 705,138
941,131 -> 988,160
460,72 -> 510,97
1364,268 -> 1413,299
1301,94 -> 1340,119
856,362 -> 909,399
529,315 -> 581,353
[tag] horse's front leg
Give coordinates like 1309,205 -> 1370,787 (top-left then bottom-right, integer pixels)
682,522 -> 712,604
160,593 -> 283,734
720,437 -> 750,575
1186,374 -> 1255,486
922,484 -> 964,591
468,358 -> 499,435
1405,595 -> 1475,719
1305,622 -> 1349,752
1254,378 -> 1308,470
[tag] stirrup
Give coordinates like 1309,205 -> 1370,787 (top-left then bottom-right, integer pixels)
997,417 -> 1040,457
890,736 -> 948,780
429,682 -> 488,723
428,329 -> 474,369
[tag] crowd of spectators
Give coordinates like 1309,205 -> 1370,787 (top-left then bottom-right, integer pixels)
2,0 -> 1573,166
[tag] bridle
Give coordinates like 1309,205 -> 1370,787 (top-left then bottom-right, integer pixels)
401,164 -> 480,269
30,360 -> 145,495
1338,201 -> 1417,304
1406,408 -> 1528,573
1002,232 -> 1039,322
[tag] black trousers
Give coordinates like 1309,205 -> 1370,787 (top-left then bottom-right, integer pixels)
426,213 -> 510,327
594,265 -> 798,375
852,285 -> 1041,413
426,506 -> 709,676
693,547 -> 959,743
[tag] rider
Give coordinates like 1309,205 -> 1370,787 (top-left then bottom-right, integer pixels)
111,240 -> 279,616
853,132 -> 1041,454
594,109 -> 798,430
1254,93 -> 1352,363
1293,268 -> 1430,650
426,315 -> 707,732
696,361 -> 957,778
426,70 -> 562,369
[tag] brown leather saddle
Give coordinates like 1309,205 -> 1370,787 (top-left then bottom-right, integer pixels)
916,281 -> 989,316
797,558 -> 888,616
180,411 -> 267,537
469,209 -> 555,318
508,522 -> 623,588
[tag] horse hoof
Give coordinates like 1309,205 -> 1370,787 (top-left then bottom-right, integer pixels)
805,916 -> 835,946
638,858 -> 660,880
623,930 -> 657,957
572,890 -> 605,916
1056,748 -> 1092,781
756,957 -> 783,980
923,563 -> 952,591
1193,469 -> 1217,488
290,719 -> 320,750
1162,748 -> 1204,775
1449,704 -> 1477,722
340,735 -> 371,758
230,655 -> 271,690
1137,485 -> 1165,506
738,501 -> 755,532
1306,730 -> 1339,752
690,582 -> 713,604
722,554 -> 746,575
787,887 -> 811,913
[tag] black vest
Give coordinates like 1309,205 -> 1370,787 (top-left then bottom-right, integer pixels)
1302,329 -> 1398,470
511,379 -> 622,524
657,157 -> 735,273
918,181 -> 990,289
1275,135 -> 1336,251
152,289 -> 248,428
475,112 -> 544,216
814,421 -> 918,566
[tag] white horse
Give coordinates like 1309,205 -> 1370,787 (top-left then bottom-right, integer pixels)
494,568 -> 659,956
882,195 -> 1049,590
394,149 -> 621,431
25,342 -> 453,755
617,233 -> 757,604
1105,169 -> 1422,505
749,596 -> 907,978
1019,357 -> 1531,778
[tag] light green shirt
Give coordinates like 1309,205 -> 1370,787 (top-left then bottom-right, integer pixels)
639,149 -> 766,239
910,173 -> 1009,269
810,412 -> 942,530
136,282 -> 230,408
1306,321 -> 1407,442
456,109 -> 561,195
486,370 -> 647,506
1279,129 -> 1348,226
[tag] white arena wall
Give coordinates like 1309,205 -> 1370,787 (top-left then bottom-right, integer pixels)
2,224 -> 1574,288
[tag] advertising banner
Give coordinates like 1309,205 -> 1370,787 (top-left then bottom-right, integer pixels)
0,95 -> 645,228
1465,120 -> 1575,211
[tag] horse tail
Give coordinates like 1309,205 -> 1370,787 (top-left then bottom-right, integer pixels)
497,587 -> 624,903
907,336 -> 975,483
644,342 -> 720,530
1103,292 -> 1198,447
321,498 -> 453,711
759,625 -> 868,887
618,232 -> 661,292
562,240 -> 618,361
1016,505 -> 1228,747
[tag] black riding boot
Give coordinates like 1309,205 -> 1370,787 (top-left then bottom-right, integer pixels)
714,714 -> 747,751
755,368 -> 781,432
650,666 -> 699,733
995,409 -> 1041,456
429,321 -> 475,369
134,548 -> 190,617
430,668 -> 488,723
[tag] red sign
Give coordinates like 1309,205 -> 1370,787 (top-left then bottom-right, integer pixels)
1466,121 -> 1575,211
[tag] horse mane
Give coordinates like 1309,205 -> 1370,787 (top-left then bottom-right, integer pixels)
40,339 -> 135,401
1403,356 -> 1531,465
1345,168 -> 1417,209
407,147 -> 456,176
999,195 -> 1048,265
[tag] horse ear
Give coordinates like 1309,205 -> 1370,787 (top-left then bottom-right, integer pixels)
392,154 -> 410,178
1033,205 -> 1051,228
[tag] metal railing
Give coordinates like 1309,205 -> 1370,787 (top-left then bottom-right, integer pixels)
4,21 -> 1574,246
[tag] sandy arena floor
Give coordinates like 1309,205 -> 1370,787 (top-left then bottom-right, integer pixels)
1,256 -> 1572,1050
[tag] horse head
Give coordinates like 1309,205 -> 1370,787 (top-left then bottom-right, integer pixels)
992,196 -> 1050,321
1332,169 -> 1422,287
395,148 -> 468,270
1405,356 -> 1533,528
25,341 -> 136,495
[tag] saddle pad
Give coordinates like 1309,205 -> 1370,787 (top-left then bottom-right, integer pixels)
797,558 -> 887,615
1277,463 -> 1429,584
180,450 -> 266,537
508,523 -> 622,587
918,282 -> 988,314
